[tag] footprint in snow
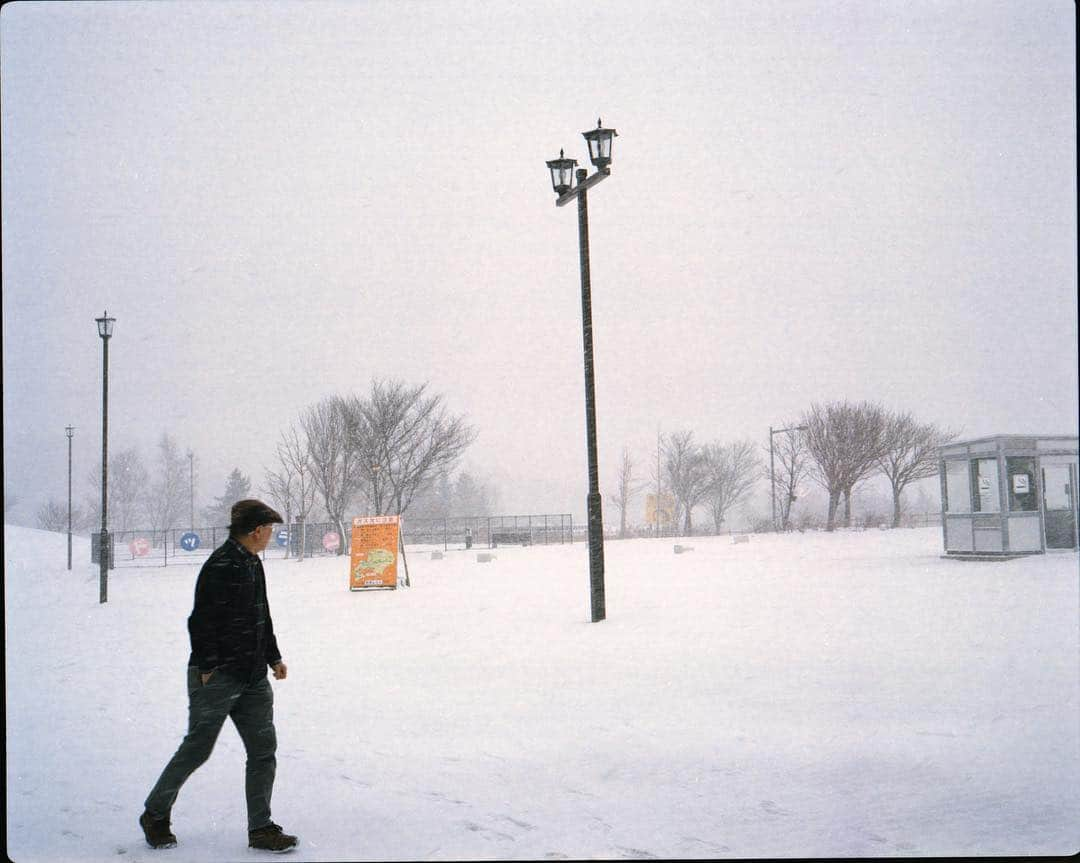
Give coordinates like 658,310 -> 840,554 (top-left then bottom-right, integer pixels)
613,845 -> 657,858
462,821 -> 515,841
494,815 -> 536,831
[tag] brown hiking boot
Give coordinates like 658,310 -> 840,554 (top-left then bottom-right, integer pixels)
139,811 -> 177,849
248,822 -> 299,853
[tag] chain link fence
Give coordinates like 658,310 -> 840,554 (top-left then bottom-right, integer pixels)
403,514 -> 574,549
93,514 -> 575,568
94,522 -> 346,569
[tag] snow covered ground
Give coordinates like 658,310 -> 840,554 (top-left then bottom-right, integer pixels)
5,523 -> 1079,861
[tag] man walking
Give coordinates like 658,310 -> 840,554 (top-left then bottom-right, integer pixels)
140,500 -> 299,853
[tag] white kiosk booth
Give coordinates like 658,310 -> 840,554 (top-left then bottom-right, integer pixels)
939,435 -> 1078,557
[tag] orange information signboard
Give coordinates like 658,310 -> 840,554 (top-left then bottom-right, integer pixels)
349,515 -> 401,591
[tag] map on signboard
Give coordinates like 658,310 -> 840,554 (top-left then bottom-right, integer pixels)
351,548 -> 395,579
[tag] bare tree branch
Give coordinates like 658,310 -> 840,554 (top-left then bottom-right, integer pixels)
878,412 -> 957,527
704,440 -> 761,534
664,430 -> 711,535
802,400 -> 890,531
349,379 -> 477,517
301,397 -> 361,552
612,447 -> 645,538
764,424 -> 810,531
145,433 -> 188,534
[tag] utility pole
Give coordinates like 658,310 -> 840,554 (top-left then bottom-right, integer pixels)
66,425 -> 75,570
187,450 -> 194,530
656,426 -> 662,538
769,425 -> 776,531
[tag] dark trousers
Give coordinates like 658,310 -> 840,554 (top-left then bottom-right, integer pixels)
145,667 -> 277,831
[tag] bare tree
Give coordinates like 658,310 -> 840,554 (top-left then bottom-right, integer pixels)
704,440 -> 761,534
802,401 -> 890,531
349,379 -> 477,517
36,499 -> 71,532
878,412 -> 956,527
4,488 -> 19,516
645,431 -> 674,536
86,446 -> 149,532
664,430 -> 711,535
612,447 -> 644,539
262,465 -> 295,555
765,425 -> 810,531
146,433 -> 189,535
301,396 -> 361,553
277,424 -> 319,559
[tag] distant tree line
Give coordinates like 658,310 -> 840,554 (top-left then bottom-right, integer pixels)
35,379 -> 494,551
612,432 -> 762,538
613,400 -> 954,536
37,433 -> 199,536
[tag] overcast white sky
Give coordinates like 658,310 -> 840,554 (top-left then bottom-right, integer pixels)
2,0 -> 1076,527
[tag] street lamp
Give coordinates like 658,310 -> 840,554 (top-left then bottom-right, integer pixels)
545,118 -> 618,623
96,310 -> 115,603
769,424 -> 807,531
66,425 -> 74,570
187,449 -> 194,531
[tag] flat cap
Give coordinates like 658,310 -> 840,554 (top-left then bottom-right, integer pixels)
230,499 -> 283,534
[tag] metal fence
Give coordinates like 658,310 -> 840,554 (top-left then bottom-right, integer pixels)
93,514 -> 575,568
96,523 -> 347,569
400,514 -> 574,549
87,508 -> 944,569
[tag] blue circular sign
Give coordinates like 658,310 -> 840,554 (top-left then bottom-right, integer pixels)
276,528 -> 289,548
179,531 -> 201,551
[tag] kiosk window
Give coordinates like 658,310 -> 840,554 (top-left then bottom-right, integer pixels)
972,458 -> 1000,513
945,460 -> 971,513
1006,457 -> 1037,512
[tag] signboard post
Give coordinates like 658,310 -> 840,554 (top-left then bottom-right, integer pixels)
349,516 -> 401,591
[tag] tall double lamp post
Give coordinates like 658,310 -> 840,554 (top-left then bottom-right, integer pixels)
96,311 -> 115,604
545,119 -> 618,624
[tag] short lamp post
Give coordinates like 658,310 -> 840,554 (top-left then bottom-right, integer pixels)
96,311 -> 115,604
66,425 -> 75,570
769,424 -> 807,531
546,118 -> 618,623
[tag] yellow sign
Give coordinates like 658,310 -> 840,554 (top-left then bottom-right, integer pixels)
349,515 -> 401,591
645,493 -> 675,527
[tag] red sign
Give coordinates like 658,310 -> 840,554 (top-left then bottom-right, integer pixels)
323,531 -> 341,551
129,537 -> 151,557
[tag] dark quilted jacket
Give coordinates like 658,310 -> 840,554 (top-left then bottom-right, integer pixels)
187,537 -> 282,679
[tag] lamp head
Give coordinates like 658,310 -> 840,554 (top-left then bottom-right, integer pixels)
95,311 -> 116,339
582,117 -> 618,171
545,148 -> 578,196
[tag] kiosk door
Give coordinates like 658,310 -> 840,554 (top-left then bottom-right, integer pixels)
1042,464 -> 1077,549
